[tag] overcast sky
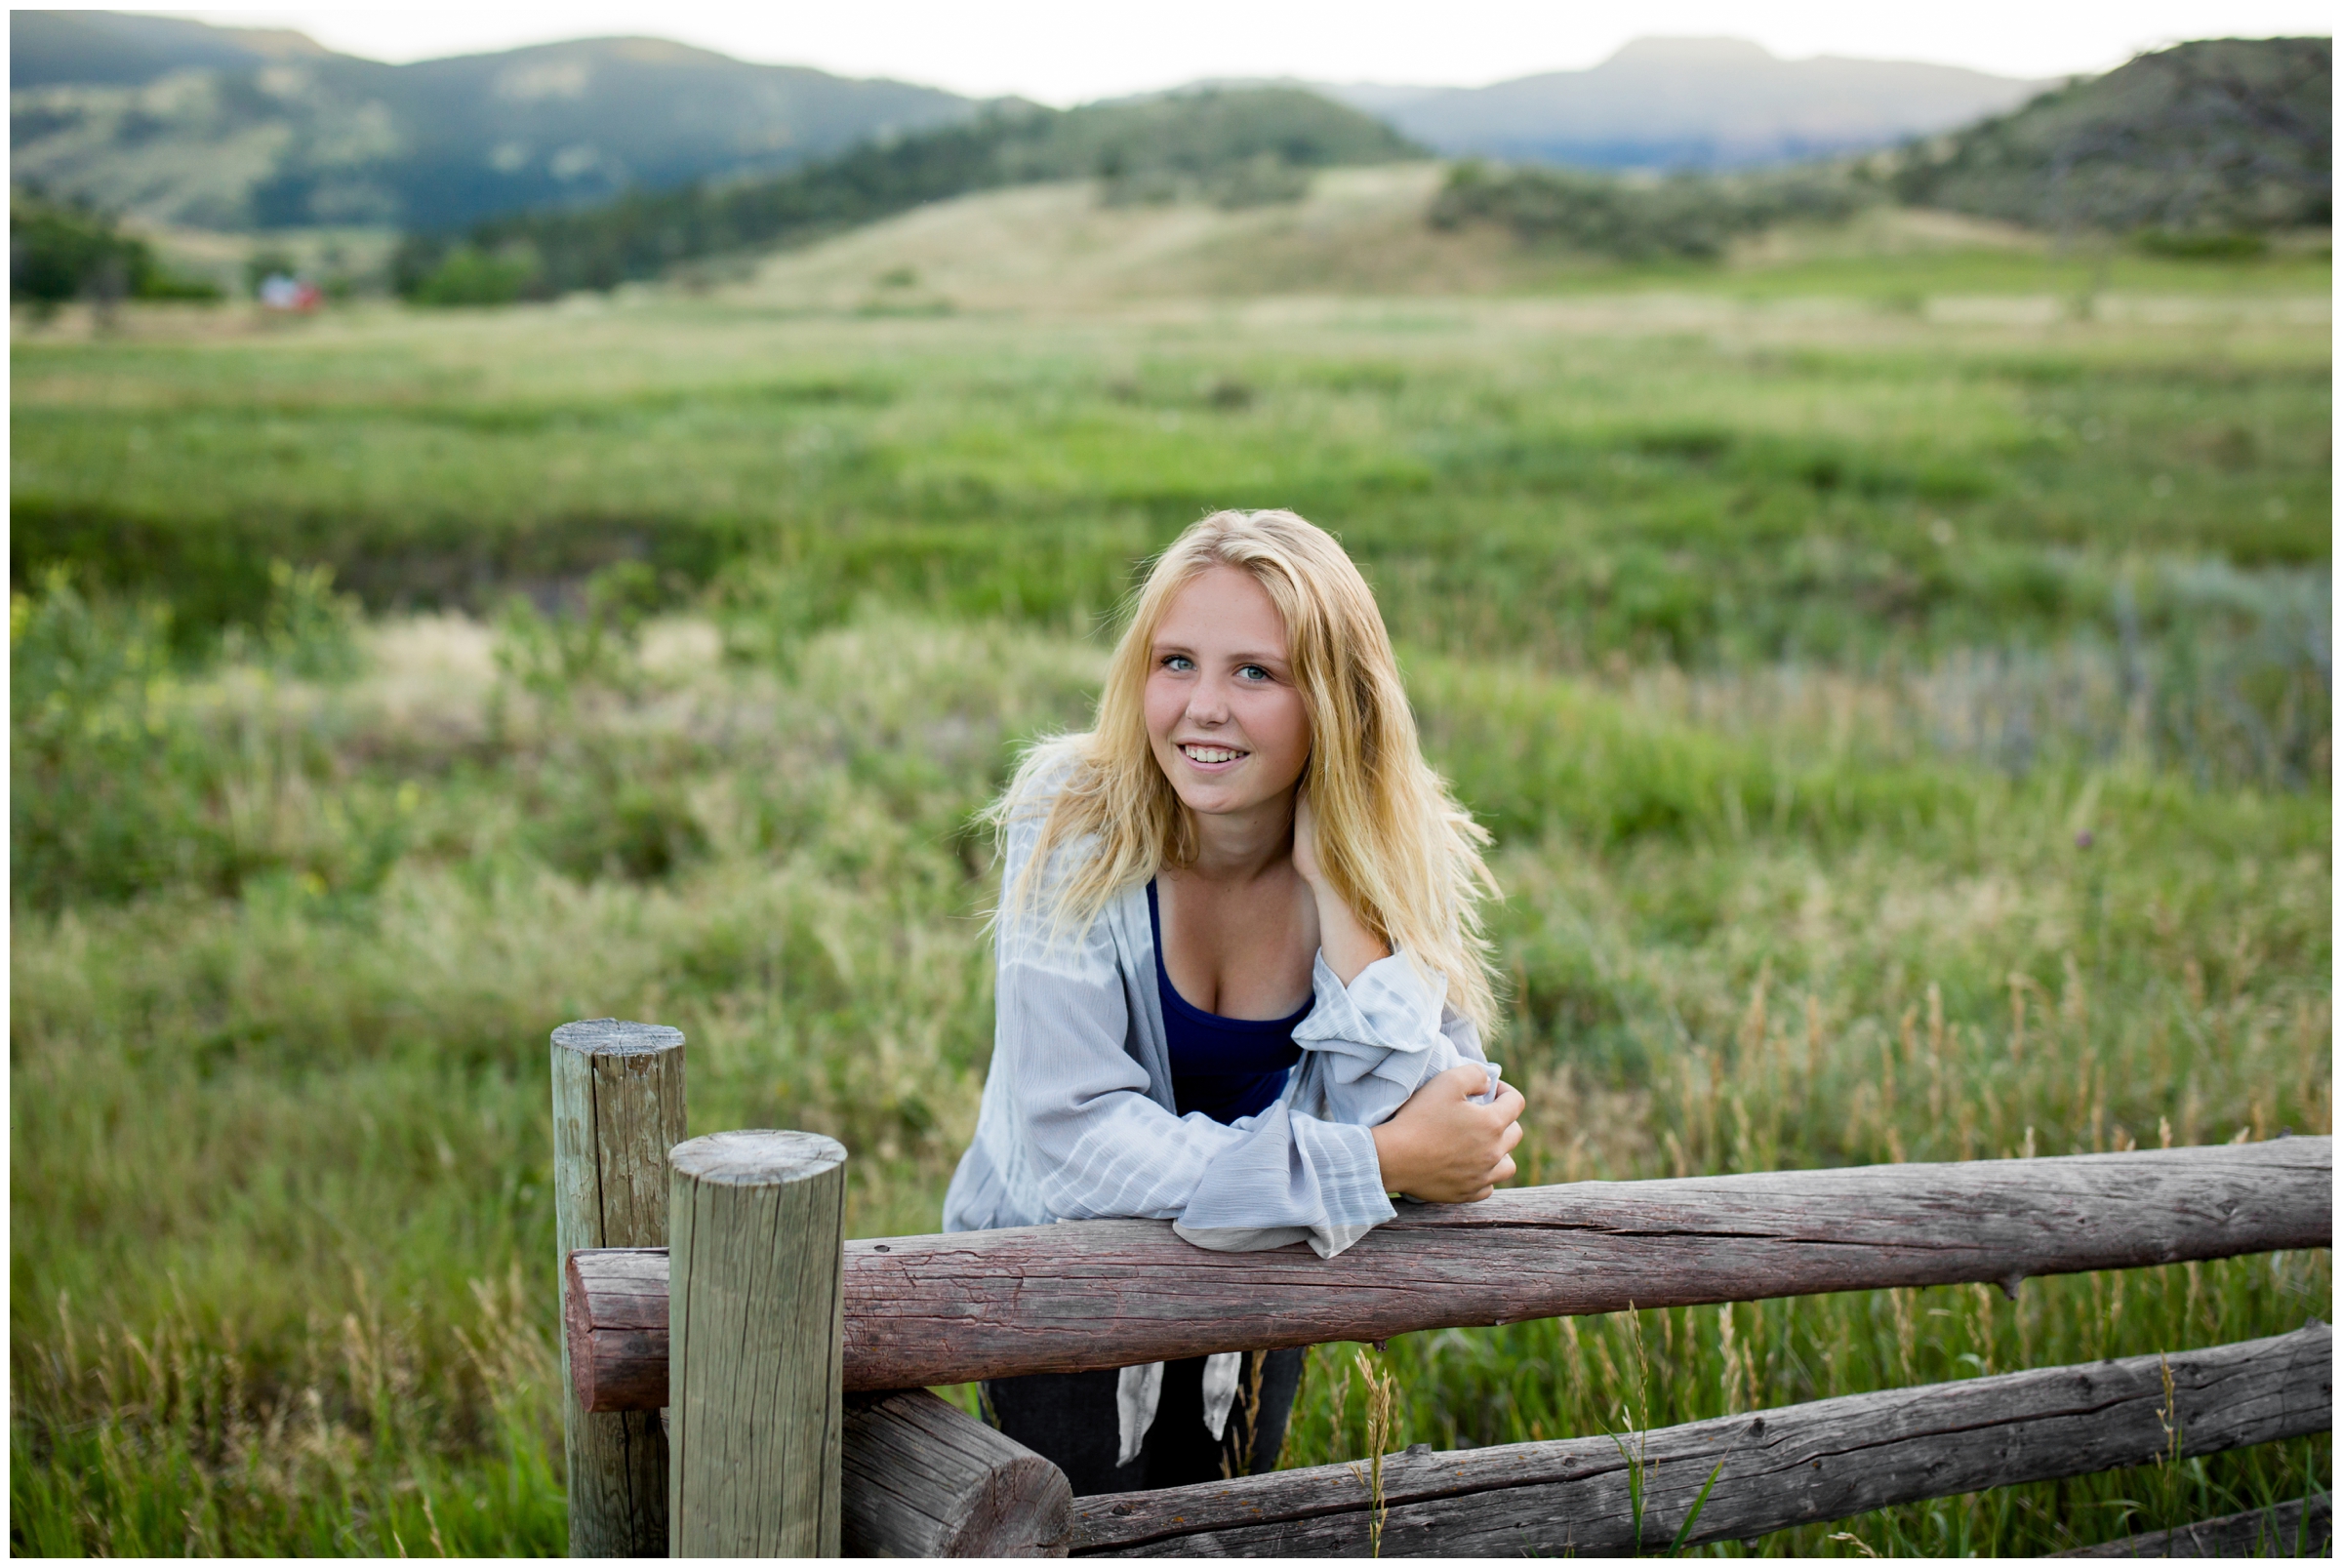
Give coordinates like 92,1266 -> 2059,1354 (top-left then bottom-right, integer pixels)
175,2 -> 2333,102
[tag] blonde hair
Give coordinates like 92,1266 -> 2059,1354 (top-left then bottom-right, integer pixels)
993,508 -> 1501,1036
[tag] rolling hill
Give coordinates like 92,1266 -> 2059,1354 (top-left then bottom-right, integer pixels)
1892,36 -> 2331,233
394,88 -> 1420,299
14,16 -> 2060,242
391,33 -> 2333,304
13,11 -> 2327,298
720,164 -> 1518,308
702,165 -> 2084,312
9,11 -> 975,231
10,9 -> 329,88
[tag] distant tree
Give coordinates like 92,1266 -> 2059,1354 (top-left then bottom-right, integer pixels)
10,185 -> 222,305
406,244 -> 544,306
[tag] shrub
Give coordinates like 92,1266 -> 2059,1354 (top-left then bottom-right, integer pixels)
10,565 -> 366,908
1429,160 -> 1871,261
1207,153 -> 1314,209
2134,228 -> 2271,260
9,185 -> 222,303
408,243 -> 544,306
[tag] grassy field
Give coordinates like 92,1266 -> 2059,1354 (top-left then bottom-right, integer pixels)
10,235 -> 2331,1554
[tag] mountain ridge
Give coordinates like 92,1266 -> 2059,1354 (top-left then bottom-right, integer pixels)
9,11 -> 977,230
1184,40 -> 2050,171
10,9 -> 334,88
14,14 -> 2328,256
1324,37 -> 2052,169
17,15 -> 2060,236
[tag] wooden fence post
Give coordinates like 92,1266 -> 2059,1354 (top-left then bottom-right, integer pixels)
668,1129 -> 847,1557
551,1019 -> 687,1557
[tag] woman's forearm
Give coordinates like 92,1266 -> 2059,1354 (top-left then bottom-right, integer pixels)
1368,1064 -> 1524,1203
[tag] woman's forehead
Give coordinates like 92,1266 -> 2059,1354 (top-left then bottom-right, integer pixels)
1154,565 -> 1289,651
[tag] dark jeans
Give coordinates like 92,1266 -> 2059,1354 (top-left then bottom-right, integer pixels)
984,1347 -> 1306,1497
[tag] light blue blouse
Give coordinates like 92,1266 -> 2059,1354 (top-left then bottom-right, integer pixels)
942,763 -> 1489,1261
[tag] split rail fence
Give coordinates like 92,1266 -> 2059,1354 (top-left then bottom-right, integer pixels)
550,1019 -> 2333,1557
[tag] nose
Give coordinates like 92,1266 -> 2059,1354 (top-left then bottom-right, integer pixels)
1186,673 -> 1232,726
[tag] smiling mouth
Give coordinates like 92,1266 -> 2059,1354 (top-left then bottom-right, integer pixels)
1178,743 -> 1248,765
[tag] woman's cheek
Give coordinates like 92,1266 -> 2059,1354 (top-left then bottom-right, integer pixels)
1254,692 -> 1310,775
1142,680 -> 1182,744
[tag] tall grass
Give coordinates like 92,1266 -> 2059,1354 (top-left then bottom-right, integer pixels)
12,588 -> 2325,1553
10,272 -> 2329,1553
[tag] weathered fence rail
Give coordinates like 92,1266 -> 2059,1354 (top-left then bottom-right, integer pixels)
1063,1322 -> 2332,1556
2053,1495 -> 2332,1557
546,1021 -> 2332,1558
564,1138 -> 2331,1404
842,1388 -> 1072,1557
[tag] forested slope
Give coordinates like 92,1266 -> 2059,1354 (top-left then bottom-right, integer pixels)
1894,37 -> 2330,234
391,89 -> 1421,299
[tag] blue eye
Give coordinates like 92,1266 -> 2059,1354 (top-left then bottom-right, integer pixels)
1238,664 -> 1271,681
1163,655 -> 1194,671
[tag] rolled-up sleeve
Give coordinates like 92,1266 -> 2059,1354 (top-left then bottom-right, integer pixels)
1291,950 -> 1483,1129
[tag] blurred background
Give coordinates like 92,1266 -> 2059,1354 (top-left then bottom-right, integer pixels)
10,4 -> 2331,1554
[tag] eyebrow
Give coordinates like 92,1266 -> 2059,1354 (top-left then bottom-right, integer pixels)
1152,641 -> 1290,664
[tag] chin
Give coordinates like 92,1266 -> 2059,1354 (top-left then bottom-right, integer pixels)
1172,784 -> 1232,815
1190,786 -> 1282,820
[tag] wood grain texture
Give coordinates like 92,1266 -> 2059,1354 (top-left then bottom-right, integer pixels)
652,1378 -> 1068,1554
1065,1322 -> 2332,1556
550,1019 -> 685,1557
2051,1495 -> 2331,1557
668,1130 -> 847,1558
841,1389 -> 1071,1558
562,1140 -> 2329,1398
567,1249 -> 670,1413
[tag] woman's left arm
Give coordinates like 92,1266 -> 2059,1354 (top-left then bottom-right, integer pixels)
1289,791 -> 1484,1126
1292,789 -> 1390,985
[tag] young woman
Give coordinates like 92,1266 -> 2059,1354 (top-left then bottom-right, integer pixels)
944,508 -> 1525,1494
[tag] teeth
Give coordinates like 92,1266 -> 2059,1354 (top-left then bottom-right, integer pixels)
1183,745 -> 1242,763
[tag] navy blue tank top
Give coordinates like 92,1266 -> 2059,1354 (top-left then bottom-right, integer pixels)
1148,878 -> 1311,1124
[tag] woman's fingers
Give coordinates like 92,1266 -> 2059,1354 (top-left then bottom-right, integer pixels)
1434,1062 -> 1481,1096
1498,1117 -> 1524,1154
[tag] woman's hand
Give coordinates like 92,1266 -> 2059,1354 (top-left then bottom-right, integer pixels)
1292,787 -> 1391,984
1369,1064 -> 1525,1204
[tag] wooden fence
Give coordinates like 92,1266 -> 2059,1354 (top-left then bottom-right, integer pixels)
550,1020 -> 2333,1557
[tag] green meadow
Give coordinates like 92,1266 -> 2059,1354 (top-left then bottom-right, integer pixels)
10,244 -> 2331,1554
